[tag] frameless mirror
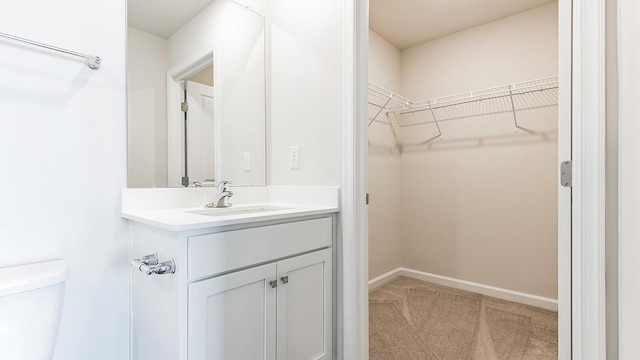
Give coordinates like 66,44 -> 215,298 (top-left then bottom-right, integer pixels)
126,0 -> 266,188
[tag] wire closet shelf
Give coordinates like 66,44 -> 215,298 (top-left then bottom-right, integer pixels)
368,76 -> 559,146
368,82 -> 413,125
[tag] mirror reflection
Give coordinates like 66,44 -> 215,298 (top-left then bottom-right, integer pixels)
126,0 -> 267,188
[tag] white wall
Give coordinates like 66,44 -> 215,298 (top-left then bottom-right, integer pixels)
401,3 -> 558,100
368,31 -> 401,94
161,0 -> 345,187
618,0 -> 640,357
368,30 -> 403,279
397,3 -> 559,298
0,1 -> 129,359
167,0 -> 266,68
268,0 -> 344,186
167,0 -> 267,186
127,27 -> 169,188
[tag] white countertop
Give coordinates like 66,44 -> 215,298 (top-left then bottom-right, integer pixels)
122,202 -> 339,231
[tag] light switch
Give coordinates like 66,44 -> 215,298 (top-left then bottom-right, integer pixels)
289,146 -> 300,169
244,152 -> 251,171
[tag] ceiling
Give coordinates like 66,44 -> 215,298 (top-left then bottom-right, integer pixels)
128,0 -> 214,39
128,0 -> 556,46
370,0 -> 556,50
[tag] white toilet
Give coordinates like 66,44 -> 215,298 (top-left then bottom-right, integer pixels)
0,260 -> 68,360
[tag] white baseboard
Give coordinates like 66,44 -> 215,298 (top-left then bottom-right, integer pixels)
368,267 -> 558,311
368,268 -> 404,290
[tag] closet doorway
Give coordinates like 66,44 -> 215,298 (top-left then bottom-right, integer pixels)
365,0 -> 571,358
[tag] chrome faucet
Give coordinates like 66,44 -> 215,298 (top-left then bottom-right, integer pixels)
205,181 -> 233,208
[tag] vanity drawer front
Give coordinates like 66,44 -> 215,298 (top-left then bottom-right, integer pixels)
188,217 -> 332,280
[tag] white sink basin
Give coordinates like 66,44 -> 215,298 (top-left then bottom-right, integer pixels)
187,205 -> 291,217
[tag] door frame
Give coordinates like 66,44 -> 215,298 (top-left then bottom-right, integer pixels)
183,80 -> 216,185
166,46 -> 220,188
340,0 -> 607,359
557,0 -> 572,357
570,0 -> 607,358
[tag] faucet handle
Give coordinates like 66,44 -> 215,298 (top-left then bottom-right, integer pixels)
217,180 -> 231,192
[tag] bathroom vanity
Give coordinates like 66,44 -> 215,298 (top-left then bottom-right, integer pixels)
122,187 -> 338,360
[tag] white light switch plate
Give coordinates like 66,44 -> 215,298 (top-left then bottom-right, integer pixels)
289,146 -> 300,169
244,152 -> 251,171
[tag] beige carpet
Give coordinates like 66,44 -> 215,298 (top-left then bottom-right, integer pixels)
370,276 -> 558,360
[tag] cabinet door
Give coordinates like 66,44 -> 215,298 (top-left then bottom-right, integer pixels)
277,249 -> 332,360
188,263 -> 277,360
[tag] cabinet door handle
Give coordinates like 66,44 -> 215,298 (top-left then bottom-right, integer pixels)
281,276 -> 289,284
269,280 -> 278,288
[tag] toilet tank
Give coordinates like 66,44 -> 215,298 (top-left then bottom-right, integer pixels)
0,260 -> 68,360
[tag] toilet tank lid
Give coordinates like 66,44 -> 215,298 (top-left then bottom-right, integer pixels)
0,260 -> 68,297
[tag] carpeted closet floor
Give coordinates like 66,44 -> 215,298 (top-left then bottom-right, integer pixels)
369,276 -> 558,360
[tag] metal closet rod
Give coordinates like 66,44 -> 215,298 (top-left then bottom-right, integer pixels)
0,31 -> 101,70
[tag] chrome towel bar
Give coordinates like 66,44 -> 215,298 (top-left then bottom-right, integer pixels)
0,31 -> 101,70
